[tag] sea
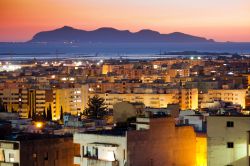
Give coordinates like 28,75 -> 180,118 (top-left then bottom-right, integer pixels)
0,42 -> 250,60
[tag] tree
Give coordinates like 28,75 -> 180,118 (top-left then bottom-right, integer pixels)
42,108 -> 47,120
32,108 -> 36,120
84,95 -> 108,120
46,104 -> 52,121
60,106 -> 63,120
0,99 -> 4,112
28,110 -> 31,119
5,105 -> 8,113
11,107 -> 15,113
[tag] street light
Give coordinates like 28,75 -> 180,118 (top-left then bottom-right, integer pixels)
35,122 -> 43,129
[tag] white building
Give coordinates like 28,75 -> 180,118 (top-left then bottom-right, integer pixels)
73,117 -> 197,166
0,141 -> 20,165
179,110 -> 206,131
74,132 -> 127,166
207,89 -> 247,109
207,116 -> 250,166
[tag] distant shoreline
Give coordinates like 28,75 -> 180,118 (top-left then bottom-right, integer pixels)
1,42 -> 250,60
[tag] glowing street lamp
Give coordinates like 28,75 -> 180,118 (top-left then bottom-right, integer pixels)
35,122 -> 43,129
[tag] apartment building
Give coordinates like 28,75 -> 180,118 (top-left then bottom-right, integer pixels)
0,88 -> 55,118
207,89 -> 247,108
74,117 -> 197,166
0,84 -> 91,120
89,92 -> 179,109
0,88 -> 21,113
140,74 -> 170,83
168,62 -> 190,78
54,85 -> 88,117
0,134 -> 76,166
102,63 -> 134,75
168,68 -> 190,78
88,87 -> 198,110
181,88 -> 199,110
207,116 -> 250,166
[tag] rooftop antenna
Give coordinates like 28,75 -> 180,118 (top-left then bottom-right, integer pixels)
9,50 -> 13,62
56,49 -> 59,61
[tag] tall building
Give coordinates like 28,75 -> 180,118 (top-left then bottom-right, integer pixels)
0,85 -> 90,120
54,84 -> 89,118
180,88 -> 199,110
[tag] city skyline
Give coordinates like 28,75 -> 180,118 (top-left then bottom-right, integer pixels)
1,1 -> 250,166
1,0 -> 250,42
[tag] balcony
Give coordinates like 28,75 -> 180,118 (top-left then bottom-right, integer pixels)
74,156 -> 81,165
0,162 -> 19,166
0,142 -> 19,150
83,157 -> 119,166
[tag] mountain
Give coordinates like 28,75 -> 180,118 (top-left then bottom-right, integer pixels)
29,26 -> 214,43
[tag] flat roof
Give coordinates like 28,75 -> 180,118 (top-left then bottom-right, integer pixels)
209,115 -> 250,117
1,132 -> 72,141
83,129 -> 127,136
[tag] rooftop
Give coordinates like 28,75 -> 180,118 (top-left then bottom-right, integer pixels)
209,115 -> 250,117
1,132 -> 72,141
83,129 -> 127,136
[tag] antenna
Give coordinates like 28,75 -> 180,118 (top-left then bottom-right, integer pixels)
56,49 -> 59,61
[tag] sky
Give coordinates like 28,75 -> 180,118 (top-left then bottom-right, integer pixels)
0,0 -> 250,42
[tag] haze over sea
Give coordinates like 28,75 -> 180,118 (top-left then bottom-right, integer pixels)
0,42 -> 250,60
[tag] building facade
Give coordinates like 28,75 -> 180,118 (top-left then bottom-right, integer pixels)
207,89 -> 247,108
0,135 -> 77,166
207,116 -> 250,166
74,117 -> 198,166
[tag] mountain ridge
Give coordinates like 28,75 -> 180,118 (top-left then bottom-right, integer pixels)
29,26 -> 215,43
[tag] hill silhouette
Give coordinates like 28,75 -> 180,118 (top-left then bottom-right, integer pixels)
29,26 -> 215,43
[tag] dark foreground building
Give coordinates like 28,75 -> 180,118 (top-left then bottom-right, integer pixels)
0,133 -> 79,166
74,116 -> 197,166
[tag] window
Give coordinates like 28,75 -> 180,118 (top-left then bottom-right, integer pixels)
227,142 -> 234,148
227,121 -> 234,127
86,146 -> 91,156
123,149 -> 126,160
56,151 -> 59,160
93,147 -> 98,158
9,153 -> 15,162
44,152 -> 48,160
0,150 -> 4,162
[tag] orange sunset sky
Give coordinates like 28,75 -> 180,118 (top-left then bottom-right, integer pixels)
0,0 -> 250,42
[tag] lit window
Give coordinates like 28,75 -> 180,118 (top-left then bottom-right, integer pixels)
0,150 -> 4,161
